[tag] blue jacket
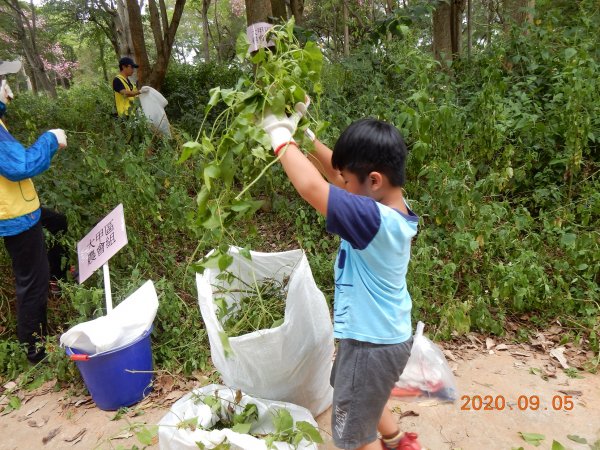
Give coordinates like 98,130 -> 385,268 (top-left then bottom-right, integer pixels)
0,121 -> 59,236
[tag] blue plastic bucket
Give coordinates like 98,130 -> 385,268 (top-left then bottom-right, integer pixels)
66,328 -> 154,411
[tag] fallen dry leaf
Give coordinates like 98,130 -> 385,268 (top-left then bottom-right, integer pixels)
550,347 -> 570,369
110,431 -> 134,440
486,338 -> 495,350
510,350 -> 532,357
42,427 -> 61,444
495,344 -> 508,351
558,390 -> 583,397
21,400 -> 48,419
63,428 -> 87,443
443,349 -> 458,362
399,410 -> 419,419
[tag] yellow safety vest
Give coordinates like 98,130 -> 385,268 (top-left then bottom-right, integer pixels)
114,74 -> 135,116
0,119 -> 40,220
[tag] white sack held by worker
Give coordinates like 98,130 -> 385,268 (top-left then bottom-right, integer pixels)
139,86 -> 171,137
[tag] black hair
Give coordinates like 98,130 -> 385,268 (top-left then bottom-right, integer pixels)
331,118 -> 408,187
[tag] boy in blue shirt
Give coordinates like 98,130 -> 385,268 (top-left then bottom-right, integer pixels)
260,106 -> 422,450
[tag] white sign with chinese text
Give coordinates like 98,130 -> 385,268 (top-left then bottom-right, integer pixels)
77,204 -> 128,284
247,22 -> 274,52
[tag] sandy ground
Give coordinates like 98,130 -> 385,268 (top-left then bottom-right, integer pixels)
1,350 -> 599,450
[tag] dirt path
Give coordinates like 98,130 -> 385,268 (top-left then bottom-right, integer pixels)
1,348 -> 599,450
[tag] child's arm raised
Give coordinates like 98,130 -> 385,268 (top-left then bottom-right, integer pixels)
278,143 -> 329,216
259,108 -> 329,216
306,136 -> 345,189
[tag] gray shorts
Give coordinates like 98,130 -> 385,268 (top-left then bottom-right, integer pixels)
330,337 -> 413,449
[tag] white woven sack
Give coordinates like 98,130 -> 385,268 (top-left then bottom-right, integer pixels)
197,247 -> 333,417
139,86 -> 171,136
158,384 -> 319,450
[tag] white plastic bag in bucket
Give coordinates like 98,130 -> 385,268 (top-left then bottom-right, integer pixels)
158,384 -> 321,450
197,247 -> 334,417
60,280 -> 158,355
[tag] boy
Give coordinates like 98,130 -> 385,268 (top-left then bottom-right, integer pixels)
260,105 -> 422,450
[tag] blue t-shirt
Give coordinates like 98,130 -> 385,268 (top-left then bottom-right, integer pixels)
326,185 -> 419,344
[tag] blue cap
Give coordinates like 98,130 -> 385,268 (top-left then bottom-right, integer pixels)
119,57 -> 139,68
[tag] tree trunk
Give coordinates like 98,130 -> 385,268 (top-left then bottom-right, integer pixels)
504,0 -> 534,30
115,0 -> 134,57
202,0 -> 211,62
244,0 -> 272,26
271,0 -> 287,21
6,0 -> 55,96
126,0 -> 186,89
126,0 -> 149,83
432,1 -> 452,63
450,0 -> 465,55
432,0 -> 465,63
343,1 -> 349,57
289,0 -> 304,25
467,0 -> 472,59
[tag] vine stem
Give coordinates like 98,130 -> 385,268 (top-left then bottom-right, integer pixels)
234,145 -> 290,200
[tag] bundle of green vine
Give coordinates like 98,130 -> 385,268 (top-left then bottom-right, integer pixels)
214,274 -> 289,338
180,19 -> 323,245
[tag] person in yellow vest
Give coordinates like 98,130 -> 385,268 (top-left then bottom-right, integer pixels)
0,79 -> 67,364
113,57 -> 143,117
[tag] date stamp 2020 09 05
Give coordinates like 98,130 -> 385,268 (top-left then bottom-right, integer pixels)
460,394 -> 575,412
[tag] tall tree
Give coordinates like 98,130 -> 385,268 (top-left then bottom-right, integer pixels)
432,0 -> 465,63
202,0 -> 211,62
503,0 -> 534,30
1,0 -> 56,96
271,0 -> 287,21
126,0 -> 186,89
244,0 -> 271,25
289,0 -> 304,25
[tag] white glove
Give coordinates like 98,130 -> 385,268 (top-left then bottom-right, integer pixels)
49,129 -> 67,148
140,86 -> 150,94
259,100 -> 309,155
0,80 -> 14,104
288,96 -> 316,142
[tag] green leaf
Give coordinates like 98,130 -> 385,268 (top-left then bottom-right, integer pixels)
560,233 -> 577,247
201,134 -> 215,155
564,48 -> 577,59
219,331 -> 233,357
196,186 -> 210,216
235,32 -> 250,61
551,441 -> 567,450
567,435 -> 587,444
239,247 -> 252,260
296,421 -> 324,443
218,253 -> 234,271
519,432 -> 545,446
272,409 -> 294,434
219,151 -> 235,187
203,164 -> 221,190
136,425 -> 158,446
230,199 -> 264,214
207,87 -> 221,107
179,141 -> 202,163
231,423 -> 252,434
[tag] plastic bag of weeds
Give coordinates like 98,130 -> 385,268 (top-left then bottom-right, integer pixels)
197,247 -> 333,417
158,384 -> 320,450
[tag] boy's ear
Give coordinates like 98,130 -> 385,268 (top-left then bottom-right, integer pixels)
368,171 -> 384,191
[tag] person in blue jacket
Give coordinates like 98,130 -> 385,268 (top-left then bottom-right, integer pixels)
0,79 -> 67,363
